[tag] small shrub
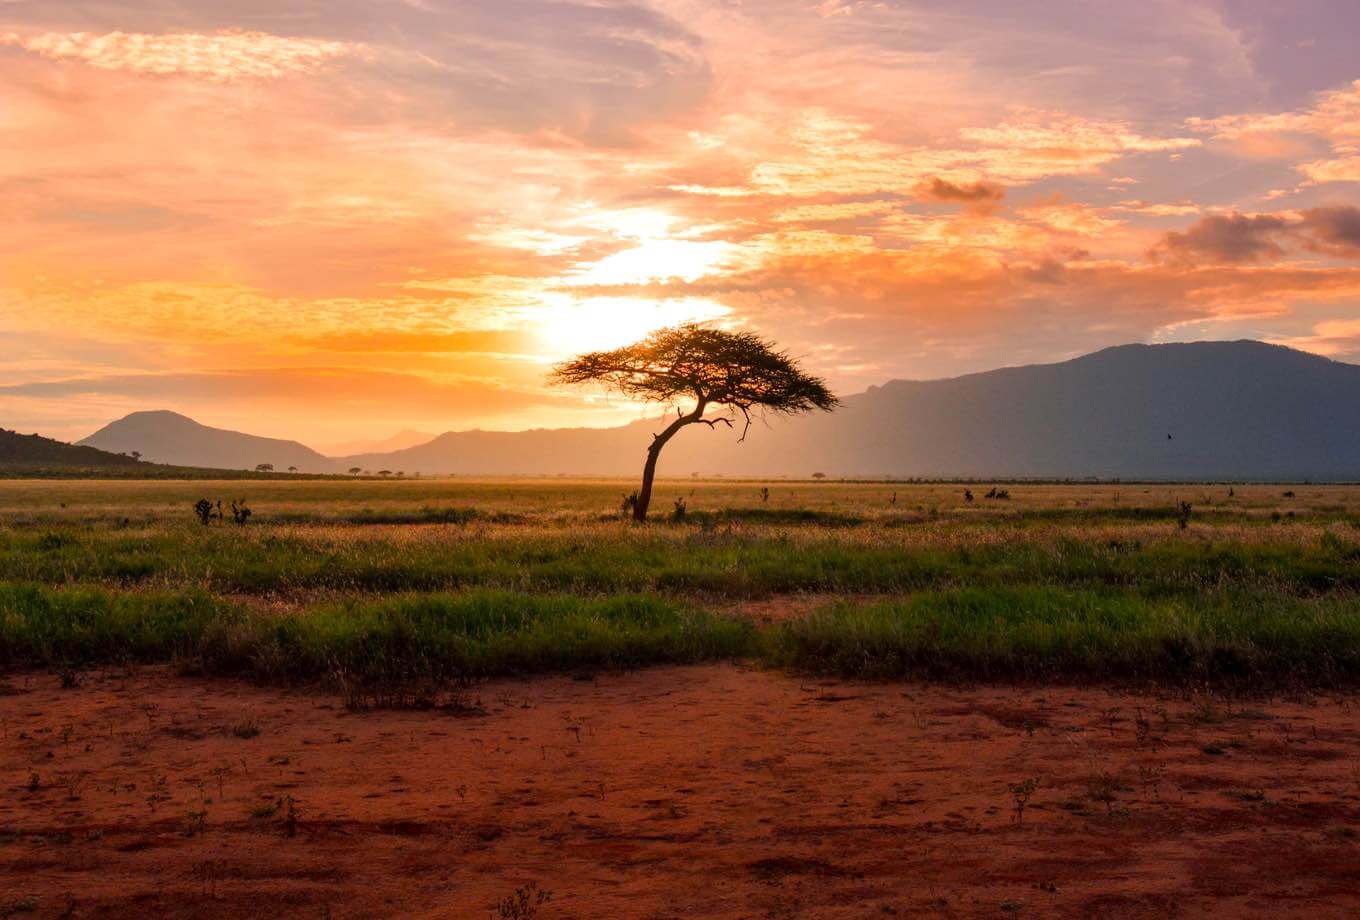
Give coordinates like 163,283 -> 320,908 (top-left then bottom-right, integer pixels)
193,499 -> 215,526
230,500 -> 252,525
231,718 -> 261,739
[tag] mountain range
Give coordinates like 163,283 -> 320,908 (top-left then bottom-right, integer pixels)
72,341 -> 1360,481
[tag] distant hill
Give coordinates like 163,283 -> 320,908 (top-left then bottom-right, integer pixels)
318,429 -> 436,457
79,410 -> 333,473
0,428 -> 146,472
338,341 -> 1360,481
78,342 -> 1360,481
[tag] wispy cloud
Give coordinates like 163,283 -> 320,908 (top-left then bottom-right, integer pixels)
1,30 -> 357,80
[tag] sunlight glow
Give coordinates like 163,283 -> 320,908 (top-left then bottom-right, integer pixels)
532,295 -> 732,357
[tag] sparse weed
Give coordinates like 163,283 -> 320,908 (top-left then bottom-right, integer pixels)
1008,777 -> 1039,824
1085,772 -> 1122,816
494,882 -> 553,920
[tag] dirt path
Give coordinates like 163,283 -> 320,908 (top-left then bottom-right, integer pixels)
3,665 -> 1360,918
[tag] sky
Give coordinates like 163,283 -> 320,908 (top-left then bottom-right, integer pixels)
2,0 -> 1359,448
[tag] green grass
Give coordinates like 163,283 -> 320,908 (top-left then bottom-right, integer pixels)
3,523 -> 1359,599
7,580 -> 1360,689
4,479 -> 1360,689
0,584 -> 752,682
765,586 -> 1360,686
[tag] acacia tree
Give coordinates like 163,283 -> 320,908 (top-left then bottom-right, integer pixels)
551,324 -> 837,521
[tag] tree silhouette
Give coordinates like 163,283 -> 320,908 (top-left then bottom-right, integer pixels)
348,467 -> 362,476
255,463 -> 274,473
551,324 -> 836,521
287,465 -> 298,474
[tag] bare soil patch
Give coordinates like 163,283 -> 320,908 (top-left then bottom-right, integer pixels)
4,666 -> 1360,918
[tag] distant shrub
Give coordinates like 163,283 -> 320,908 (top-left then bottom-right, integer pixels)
230,500 -> 253,526
193,499 -> 216,526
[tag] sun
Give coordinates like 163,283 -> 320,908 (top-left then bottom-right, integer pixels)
533,295 -> 732,357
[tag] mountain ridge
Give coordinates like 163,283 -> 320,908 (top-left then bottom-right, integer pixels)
72,341 -> 1360,480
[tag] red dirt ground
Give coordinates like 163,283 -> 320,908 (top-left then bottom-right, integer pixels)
3,665 -> 1360,918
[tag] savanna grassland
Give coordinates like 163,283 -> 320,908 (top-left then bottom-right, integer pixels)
4,478 -> 1360,687
4,478 -> 1360,917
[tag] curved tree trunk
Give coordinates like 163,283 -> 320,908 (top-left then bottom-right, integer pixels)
634,442 -> 664,521
633,404 -> 704,522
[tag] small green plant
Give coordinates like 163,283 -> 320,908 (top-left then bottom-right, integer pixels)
494,882 -> 553,920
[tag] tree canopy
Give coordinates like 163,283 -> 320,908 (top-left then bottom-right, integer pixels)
551,323 -> 837,440
551,324 -> 837,520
